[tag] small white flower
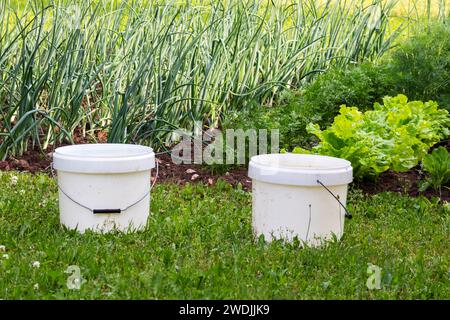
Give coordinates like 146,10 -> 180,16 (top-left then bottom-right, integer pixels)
32,261 -> 40,268
0,245 -> 5,252
2,254 -> 9,259
11,176 -> 18,185
33,283 -> 39,290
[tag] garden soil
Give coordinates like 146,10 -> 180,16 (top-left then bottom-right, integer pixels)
0,139 -> 448,202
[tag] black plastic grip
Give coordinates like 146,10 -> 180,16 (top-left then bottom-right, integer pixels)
93,209 -> 121,214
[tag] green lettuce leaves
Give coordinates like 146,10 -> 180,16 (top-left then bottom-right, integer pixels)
295,94 -> 450,178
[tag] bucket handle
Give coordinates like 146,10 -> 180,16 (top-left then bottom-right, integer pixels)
151,159 -> 159,190
50,160 -> 159,214
316,180 -> 352,219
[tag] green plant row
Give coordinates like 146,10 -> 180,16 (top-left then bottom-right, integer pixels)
223,20 -> 450,163
0,0 -> 403,159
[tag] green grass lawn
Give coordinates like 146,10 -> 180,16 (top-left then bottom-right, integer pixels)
0,171 -> 448,299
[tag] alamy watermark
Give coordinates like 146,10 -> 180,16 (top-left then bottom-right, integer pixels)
65,265 -> 84,290
170,121 -> 279,165
366,263 -> 382,290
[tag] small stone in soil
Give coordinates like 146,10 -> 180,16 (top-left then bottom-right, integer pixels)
191,174 -> 200,181
18,159 -> 30,169
186,169 -> 196,174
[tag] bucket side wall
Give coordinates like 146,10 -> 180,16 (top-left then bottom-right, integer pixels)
251,180 -> 348,246
57,170 -> 151,233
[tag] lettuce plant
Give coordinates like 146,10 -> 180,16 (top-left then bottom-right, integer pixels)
419,147 -> 450,195
294,95 -> 450,178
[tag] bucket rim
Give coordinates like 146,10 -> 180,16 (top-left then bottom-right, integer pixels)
53,143 -> 155,173
54,143 -> 154,158
250,153 -> 351,171
248,153 -> 353,186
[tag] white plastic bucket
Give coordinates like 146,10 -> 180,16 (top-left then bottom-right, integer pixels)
248,153 -> 353,246
52,144 -> 155,233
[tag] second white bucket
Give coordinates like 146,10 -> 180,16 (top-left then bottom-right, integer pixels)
53,144 -> 155,233
248,153 -> 353,246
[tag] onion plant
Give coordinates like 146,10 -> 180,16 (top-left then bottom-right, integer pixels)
0,0 -> 406,159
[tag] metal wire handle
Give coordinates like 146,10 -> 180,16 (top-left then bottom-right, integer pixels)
305,202 -> 344,243
305,204 -> 312,242
316,179 -> 352,219
50,160 -> 159,214
151,160 -> 159,190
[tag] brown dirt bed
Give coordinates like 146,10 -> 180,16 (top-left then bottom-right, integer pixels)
0,146 -> 448,202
